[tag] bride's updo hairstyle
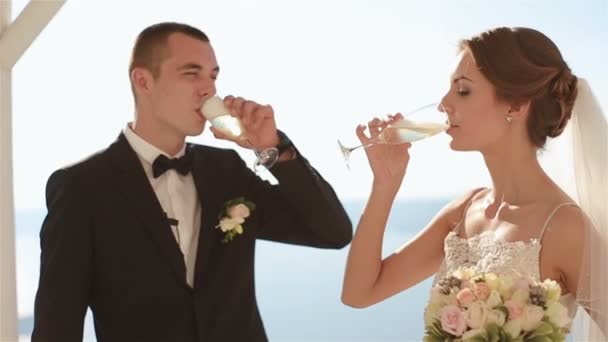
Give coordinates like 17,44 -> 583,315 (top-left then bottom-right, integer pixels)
460,27 -> 578,148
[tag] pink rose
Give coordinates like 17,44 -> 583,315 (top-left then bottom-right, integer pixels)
227,204 -> 250,220
461,280 -> 474,289
514,277 -> 532,291
440,305 -> 467,337
505,300 -> 523,320
456,288 -> 476,307
474,282 -> 490,301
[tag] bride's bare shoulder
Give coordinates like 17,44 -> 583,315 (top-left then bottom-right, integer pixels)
540,204 -> 592,294
437,187 -> 488,229
543,204 -> 587,241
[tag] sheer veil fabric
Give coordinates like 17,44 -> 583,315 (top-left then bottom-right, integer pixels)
563,78 -> 608,341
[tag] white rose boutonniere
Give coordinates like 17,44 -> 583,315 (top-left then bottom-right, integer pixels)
216,197 -> 255,243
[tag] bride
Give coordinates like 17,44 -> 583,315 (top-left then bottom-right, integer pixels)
341,26 -> 607,341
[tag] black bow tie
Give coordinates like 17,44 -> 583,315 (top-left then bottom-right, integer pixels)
152,150 -> 193,178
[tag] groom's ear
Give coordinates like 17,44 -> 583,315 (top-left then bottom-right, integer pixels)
131,67 -> 155,95
507,100 -> 532,120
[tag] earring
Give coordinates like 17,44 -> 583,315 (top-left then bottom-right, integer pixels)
505,109 -> 513,123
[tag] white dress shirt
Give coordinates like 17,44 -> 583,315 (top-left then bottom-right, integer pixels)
123,124 -> 201,288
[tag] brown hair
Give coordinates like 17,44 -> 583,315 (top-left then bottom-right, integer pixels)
128,22 -> 209,97
460,27 -> 577,148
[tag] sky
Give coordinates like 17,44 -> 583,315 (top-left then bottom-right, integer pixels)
9,0 -> 608,209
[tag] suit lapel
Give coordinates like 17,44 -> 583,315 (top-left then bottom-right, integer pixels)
191,146 -> 225,290
108,134 -> 188,287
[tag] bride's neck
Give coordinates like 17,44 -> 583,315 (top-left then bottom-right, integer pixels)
482,146 -> 550,206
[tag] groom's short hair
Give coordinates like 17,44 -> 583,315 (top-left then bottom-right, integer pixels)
129,22 -> 210,80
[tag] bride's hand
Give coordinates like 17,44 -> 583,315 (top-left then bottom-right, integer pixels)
357,114 -> 411,194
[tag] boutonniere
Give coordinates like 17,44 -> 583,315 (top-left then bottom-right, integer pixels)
216,197 -> 256,243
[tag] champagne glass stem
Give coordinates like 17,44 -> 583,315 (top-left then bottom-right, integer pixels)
342,141 -> 377,153
338,136 -> 383,169
243,137 -> 279,172
243,138 -> 260,155
340,134 -> 383,153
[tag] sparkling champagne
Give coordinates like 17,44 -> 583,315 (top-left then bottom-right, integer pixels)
209,115 -> 244,139
379,119 -> 448,144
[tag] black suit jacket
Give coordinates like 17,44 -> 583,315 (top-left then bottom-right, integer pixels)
32,133 -> 352,342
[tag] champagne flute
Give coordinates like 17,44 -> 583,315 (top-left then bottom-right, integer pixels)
338,102 -> 448,168
201,96 -> 279,171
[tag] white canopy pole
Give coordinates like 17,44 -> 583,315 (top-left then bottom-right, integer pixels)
0,0 -> 66,69
0,1 -> 65,340
0,2 -> 18,340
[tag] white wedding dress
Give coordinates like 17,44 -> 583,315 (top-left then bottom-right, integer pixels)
433,202 -> 578,322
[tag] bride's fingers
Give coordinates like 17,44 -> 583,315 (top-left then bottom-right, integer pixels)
356,124 -> 371,144
368,118 -> 382,138
379,117 -> 390,130
388,113 -> 403,124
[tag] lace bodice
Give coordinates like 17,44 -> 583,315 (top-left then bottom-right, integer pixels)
433,230 -> 542,285
432,202 -> 579,321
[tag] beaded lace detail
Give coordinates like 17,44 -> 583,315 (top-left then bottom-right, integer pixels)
433,230 -> 542,285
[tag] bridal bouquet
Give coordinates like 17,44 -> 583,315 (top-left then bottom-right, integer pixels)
424,267 -> 570,342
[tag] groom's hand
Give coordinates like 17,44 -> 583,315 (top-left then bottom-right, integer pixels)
210,95 -> 280,151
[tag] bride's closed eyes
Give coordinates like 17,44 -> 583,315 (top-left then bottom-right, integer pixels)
450,77 -> 471,96
456,86 -> 470,96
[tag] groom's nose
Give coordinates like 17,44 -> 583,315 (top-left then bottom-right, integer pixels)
196,77 -> 216,98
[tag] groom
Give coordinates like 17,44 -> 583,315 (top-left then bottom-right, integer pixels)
32,22 -> 352,342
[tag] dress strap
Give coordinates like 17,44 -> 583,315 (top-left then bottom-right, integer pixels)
453,188 -> 486,233
539,202 -> 580,241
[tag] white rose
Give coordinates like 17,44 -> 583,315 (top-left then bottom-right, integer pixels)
542,279 -> 562,305
465,302 -> 487,329
503,318 -> 523,338
454,267 -> 475,280
486,309 -> 507,327
499,274 -> 515,299
546,302 -> 571,328
227,204 -> 250,220
486,290 -> 503,308
521,305 -> 544,331
485,273 -> 499,291
216,217 -> 241,232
